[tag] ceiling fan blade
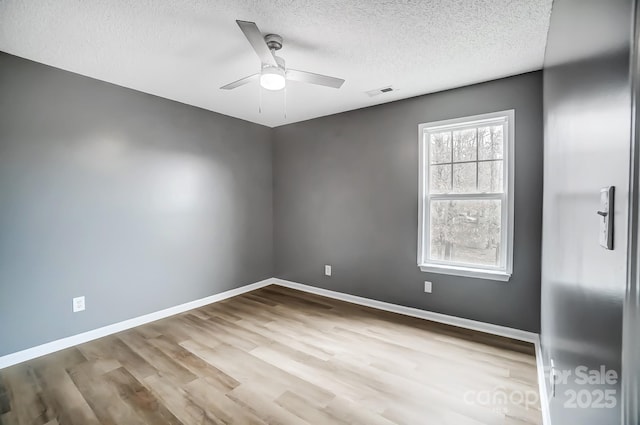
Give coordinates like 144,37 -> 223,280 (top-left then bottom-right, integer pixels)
220,73 -> 259,90
286,69 -> 345,89
236,20 -> 277,67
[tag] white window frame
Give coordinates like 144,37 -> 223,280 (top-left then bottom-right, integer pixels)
417,110 -> 515,281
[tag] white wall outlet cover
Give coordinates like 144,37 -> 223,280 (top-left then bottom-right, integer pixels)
424,281 -> 432,293
324,265 -> 332,276
72,296 -> 85,313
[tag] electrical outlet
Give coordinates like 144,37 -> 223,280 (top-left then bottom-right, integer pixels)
324,265 -> 332,276
73,296 -> 85,313
424,281 -> 432,293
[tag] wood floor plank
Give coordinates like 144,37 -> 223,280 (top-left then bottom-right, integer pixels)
234,318 -> 334,361
146,336 -> 240,393
226,385 -> 312,425
181,340 -> 335,405
275,391 -> 347,425
323,396 -> 397,425
0,411 -> 19,425
143,373 -> 216,425
103,367 -> 183,425
183,314 -> 258,352
0,285 -> 542,425
79,337 -> 156,382
249,341 -> 405,412
199,304 -> 245,324
1,365 -> 52,425
0,374 -> 13,415
118,331 -> 197,385
32,363 -> 101,425
67,362 -> 147,425
183,378 -> 267,425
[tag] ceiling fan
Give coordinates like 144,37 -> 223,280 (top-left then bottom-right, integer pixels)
220,20 -> 345,92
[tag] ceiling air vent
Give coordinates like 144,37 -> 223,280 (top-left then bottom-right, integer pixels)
366,86 -> 396,97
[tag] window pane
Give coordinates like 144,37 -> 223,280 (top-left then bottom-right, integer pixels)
429,199 -> 502,267
478,160 -> 503,192
478,125 -> 503,160
429,132 -> 452,164
453,163 -> 476,193
430,164 -> 451,194
453,128 -> 477,162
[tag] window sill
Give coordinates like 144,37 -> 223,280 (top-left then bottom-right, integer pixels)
418,263 -> 511,282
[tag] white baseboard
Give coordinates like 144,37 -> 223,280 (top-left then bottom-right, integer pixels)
272,278 -> 538,343
534,336 -> 552,425
0,278 -> 273,370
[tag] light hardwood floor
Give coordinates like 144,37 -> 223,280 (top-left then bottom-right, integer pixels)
0,285 -> 542,425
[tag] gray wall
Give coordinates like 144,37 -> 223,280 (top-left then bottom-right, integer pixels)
541,0 -> 634,423
273,72 -> 543,332
0,53 -> 273,356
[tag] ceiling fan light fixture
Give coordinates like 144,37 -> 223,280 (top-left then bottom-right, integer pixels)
260,66 -> 286,91
220,21 -> 344,93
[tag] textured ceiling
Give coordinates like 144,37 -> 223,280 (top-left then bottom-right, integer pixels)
0,0 -> 553,127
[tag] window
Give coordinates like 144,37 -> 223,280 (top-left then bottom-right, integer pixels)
418,110 -> 514,281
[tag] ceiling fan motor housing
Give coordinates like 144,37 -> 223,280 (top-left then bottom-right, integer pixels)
264,33 -> 283,51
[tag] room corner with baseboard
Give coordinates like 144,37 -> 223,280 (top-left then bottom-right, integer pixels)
1,1 -> 638,424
